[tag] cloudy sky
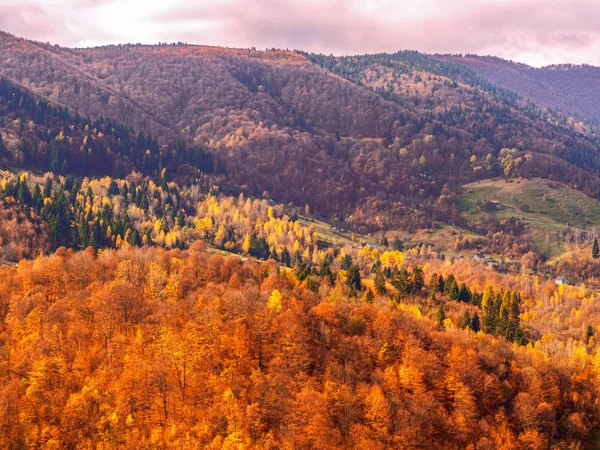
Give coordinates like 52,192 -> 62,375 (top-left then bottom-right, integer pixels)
1,0 -> 600,67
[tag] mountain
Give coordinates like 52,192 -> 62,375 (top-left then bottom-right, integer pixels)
4,32 -> 600,234
437,54 -> 600,125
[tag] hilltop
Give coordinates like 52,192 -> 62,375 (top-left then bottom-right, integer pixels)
437,54 -> 600,125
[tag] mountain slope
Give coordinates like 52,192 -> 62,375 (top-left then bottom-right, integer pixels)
3,32 -> 600,232
437,54 -> 600,125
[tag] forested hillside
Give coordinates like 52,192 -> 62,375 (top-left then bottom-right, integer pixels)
1,242 -> 600,449
437,55 -> 600,126
3,32 -> 600,232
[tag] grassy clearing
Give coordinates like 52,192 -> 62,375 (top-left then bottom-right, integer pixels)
298,215 -> 379,249
458,178 -> 600,257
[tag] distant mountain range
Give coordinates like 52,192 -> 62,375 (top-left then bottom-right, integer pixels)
436,54 -> 600,125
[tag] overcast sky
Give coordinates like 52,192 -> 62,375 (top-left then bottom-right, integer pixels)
1,0 -> 600,67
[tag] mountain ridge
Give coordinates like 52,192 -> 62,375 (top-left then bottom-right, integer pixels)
3,31 -> 600,233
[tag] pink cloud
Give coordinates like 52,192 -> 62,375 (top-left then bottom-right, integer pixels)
2,0 -> 600,66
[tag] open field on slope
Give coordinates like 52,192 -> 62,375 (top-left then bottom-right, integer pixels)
458,178 -> 600,257
298,215 -> 379,249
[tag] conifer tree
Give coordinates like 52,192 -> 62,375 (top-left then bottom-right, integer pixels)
471,312 -> 481,332
346,264 -> 362,295
482,284 -> 497,334
436,306 -> 446,325
593,237 -> 599,259
374,269 -> 386,295
460,311 -> 472,329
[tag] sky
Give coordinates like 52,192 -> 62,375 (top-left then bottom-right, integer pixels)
1,0 -> 600,67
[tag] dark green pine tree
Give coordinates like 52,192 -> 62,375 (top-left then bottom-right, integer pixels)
447,279 -> 459,301
0,132 -> 4,155
436,306 -> 446,325
507,292 -> 521,341
497,291 -> 511,338
585,324 -> 595,345
428,273 -> 441,294
460,311 -> 472,329
365,288 -> 374,304
412,267 -> 424,292
458,283 -> 471,303
482,285 -> 497,334
90,220 -> 104,250
78,218 -> 89,249
374,269 -> 387,295
31,183 -> 42,211
128,229 -> 141,246
43,177 -> 53,198
346,264 -> 362,296
393,269 -> 413,297
280,248 -> 291,267
17,179 -> 31,206
49,141 -> 62,174
107,179 -> 120,196
593,237 -> 600,259
471,312 -> 481,332
340,254 -> 353,270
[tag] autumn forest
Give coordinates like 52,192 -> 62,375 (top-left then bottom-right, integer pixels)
3,27 -> 600,449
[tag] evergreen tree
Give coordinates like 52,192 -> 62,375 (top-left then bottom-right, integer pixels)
393,269 -> 413,297
31,183 -> 42,211
374,269 -> 386,295
593,237 -> 599,259
482,284 -> 497,334
346,264 -> 362,295
412,267 -> 424,292
281,248 -> 291,267
78,219 -> 89,249
128,229 -> 141,246
508,292 -> 521,341
585,324 -> 595,344
43,177 -> 53,198
365,289 -> 374,304
470,312 -> 481,332
341,254 -> 353,270
90,220 -> 104,250
17,180 -> 31,206
460,311 -> 472,329
107,180 -> 120,196
458,283 -> 471,302
428,273 -> 441,294
436,306 -> 446,325
498,292 -> 511,338
445,276 -> 459,301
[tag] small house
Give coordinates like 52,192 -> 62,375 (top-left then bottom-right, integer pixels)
472,253 -> 486,261
555,276 -> 569,285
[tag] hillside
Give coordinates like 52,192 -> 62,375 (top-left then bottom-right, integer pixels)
437,54 -> 600,125
3,32 -> 600,233
459,178 -> 600,258
0,242 -> 599,449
